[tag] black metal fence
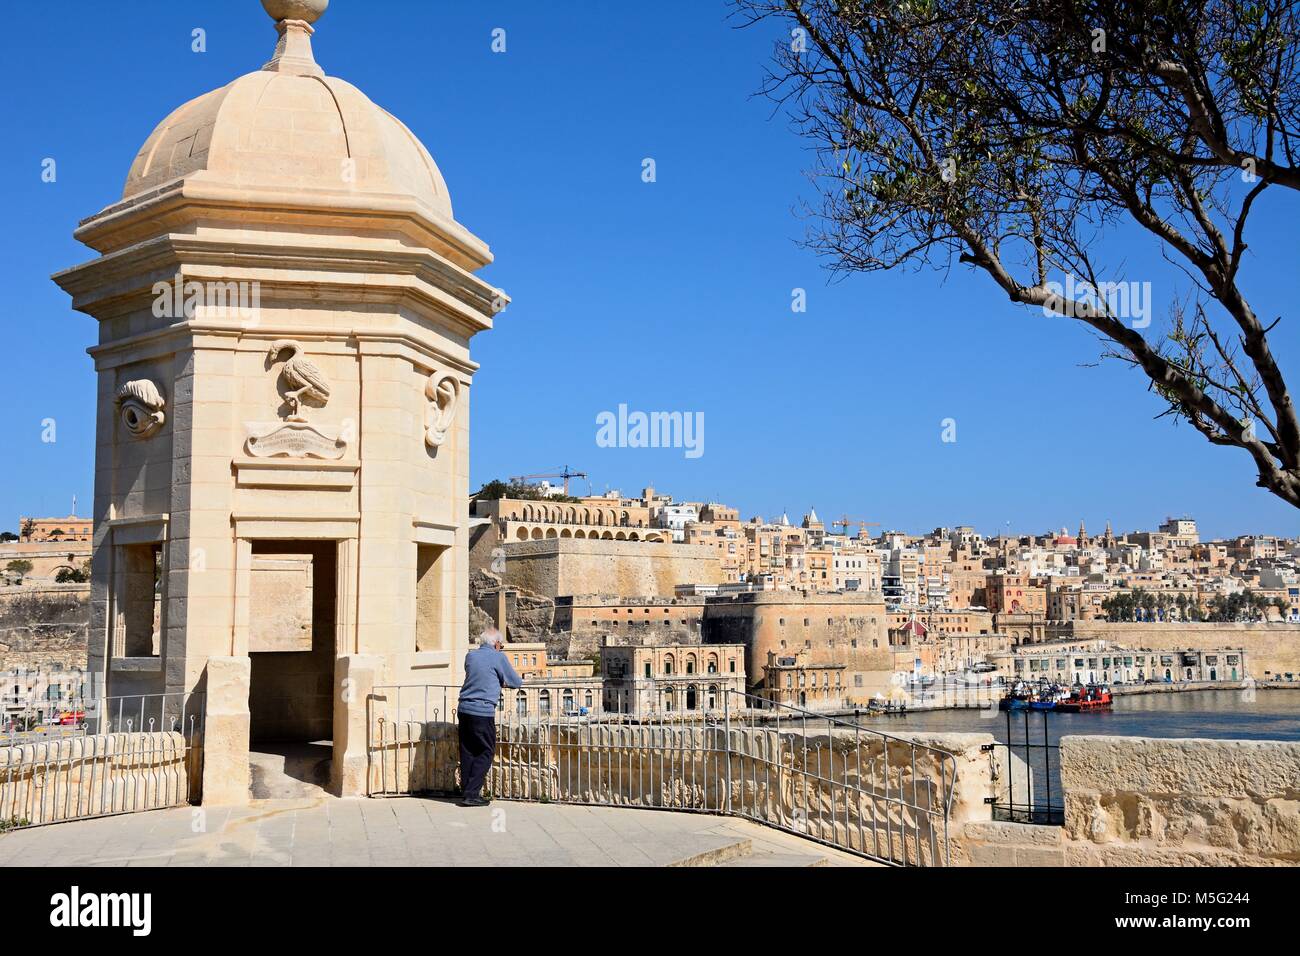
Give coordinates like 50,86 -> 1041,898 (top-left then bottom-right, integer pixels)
983,708 -> 1063,825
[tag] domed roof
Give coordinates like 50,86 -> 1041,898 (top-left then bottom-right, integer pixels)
122,10 -> 453,220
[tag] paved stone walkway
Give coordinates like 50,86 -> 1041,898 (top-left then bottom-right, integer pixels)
0,797 -> 873,867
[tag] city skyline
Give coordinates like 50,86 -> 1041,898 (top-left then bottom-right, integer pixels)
2,1 -> 1297,542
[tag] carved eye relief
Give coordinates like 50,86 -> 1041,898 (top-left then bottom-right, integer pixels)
425,375 -> 460,448
115,380 -> 166,439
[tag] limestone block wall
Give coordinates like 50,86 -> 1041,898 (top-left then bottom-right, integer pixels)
953,735 -> 1300,866
1058,735 -> 1300,866
502,539 -> 723,599
0,731 -> 191,826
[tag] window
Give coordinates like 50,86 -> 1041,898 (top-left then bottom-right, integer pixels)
415,543 -> 449,651
114,541 -> 163,658
854,674 -> 863,687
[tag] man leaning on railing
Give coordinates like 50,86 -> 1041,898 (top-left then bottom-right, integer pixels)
456,627 -> 523,807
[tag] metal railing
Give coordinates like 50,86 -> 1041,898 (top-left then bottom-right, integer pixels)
983,708 -> 1063,825
368,683 -> 959,866
1,691 -> 204,829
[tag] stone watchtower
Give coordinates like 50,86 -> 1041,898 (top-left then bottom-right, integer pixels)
53,0 -> 503,800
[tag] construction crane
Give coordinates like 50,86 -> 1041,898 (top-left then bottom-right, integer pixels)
832,515 -> 881,537
509,466 -> 589,497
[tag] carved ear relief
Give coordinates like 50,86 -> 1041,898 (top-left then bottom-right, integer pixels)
425,374 -> 460,448
115,380 -> 166,439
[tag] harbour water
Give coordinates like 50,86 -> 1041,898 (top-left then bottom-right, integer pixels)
864,688 -> 1300,744
864,688 -> 1300,822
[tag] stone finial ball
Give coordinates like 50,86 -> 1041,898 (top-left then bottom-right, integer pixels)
261,0 -> 329,23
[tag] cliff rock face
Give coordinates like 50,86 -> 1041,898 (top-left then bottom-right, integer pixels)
467,569 -> 558,643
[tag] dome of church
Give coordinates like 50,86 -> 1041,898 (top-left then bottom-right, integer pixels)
121,4 -> 452,220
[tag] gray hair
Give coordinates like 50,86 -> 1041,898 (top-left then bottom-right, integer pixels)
479,628 -> 503,647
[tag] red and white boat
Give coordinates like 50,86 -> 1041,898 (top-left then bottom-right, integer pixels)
1055,684 -> 1112,712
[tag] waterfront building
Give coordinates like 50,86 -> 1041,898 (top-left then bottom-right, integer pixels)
757,649 -> 846,711
987,641 -> 1247,685
600,636 -> 745,716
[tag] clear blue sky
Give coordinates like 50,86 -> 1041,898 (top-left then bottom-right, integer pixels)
1,0 -> 1296,541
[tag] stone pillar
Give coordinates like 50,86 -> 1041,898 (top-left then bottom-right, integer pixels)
332,654 -> 384,797
200,656 -> 251,806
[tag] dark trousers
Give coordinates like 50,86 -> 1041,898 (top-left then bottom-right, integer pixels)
457,713 -> 497,799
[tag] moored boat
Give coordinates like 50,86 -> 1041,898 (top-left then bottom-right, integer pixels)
1056,684 -> 1113,712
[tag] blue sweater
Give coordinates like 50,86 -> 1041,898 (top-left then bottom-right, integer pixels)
458,645 -> 524,717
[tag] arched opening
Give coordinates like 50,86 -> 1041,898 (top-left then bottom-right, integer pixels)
686,685 -> 697,710
515,691 -> 527,718
545,528 -> 558,539
531,528 -> 543,540
539,690 -> 551,716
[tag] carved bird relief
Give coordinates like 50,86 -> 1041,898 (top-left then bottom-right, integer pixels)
266,339 -> 330,422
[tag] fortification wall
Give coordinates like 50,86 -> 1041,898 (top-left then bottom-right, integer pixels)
502,538 -> 722,599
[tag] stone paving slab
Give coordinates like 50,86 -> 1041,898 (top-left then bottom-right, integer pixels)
0,797 -> 874,867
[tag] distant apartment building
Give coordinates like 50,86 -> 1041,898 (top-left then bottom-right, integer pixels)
1159,517 -> 1200,546
986,572 -> 1047,616
18,516 -> 93,543
657,503 -> 699,543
